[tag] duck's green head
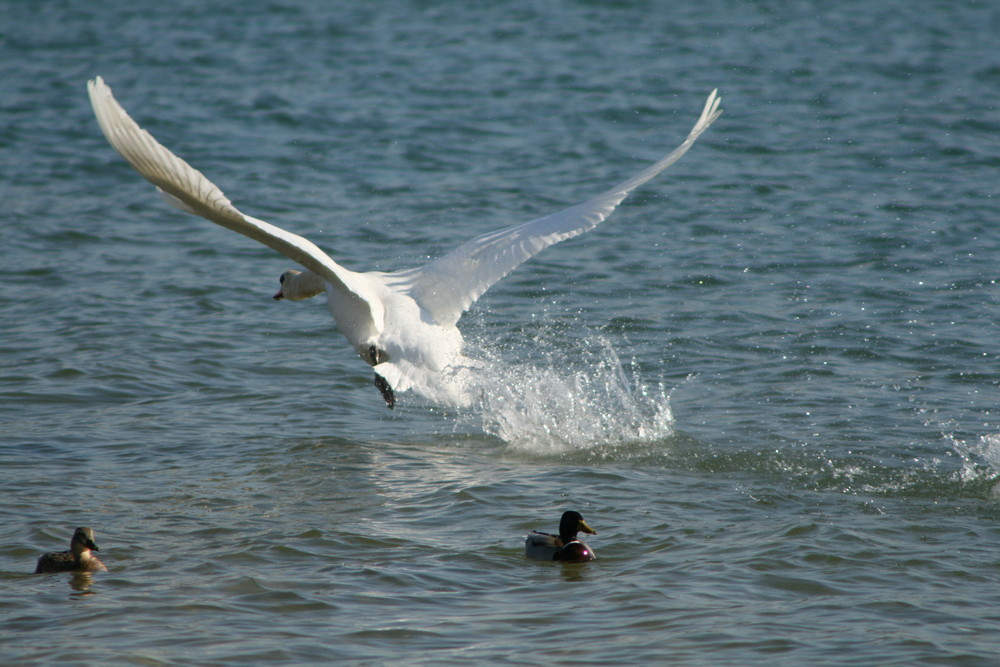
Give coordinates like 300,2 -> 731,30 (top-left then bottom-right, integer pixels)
559,511 -> 596,541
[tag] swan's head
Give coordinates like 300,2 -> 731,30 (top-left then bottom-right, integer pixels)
274,270 -> 325,301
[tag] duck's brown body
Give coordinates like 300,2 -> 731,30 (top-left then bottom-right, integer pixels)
34,527 -> 108,574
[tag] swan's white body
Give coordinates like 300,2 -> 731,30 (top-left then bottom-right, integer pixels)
88,77 -> 721,407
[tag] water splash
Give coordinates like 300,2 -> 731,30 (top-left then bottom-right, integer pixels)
948,432 -> 1000,496
460,334 -> 676,452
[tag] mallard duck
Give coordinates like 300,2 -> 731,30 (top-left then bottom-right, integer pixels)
34,527 -> 108,574
525,511 -> 597,562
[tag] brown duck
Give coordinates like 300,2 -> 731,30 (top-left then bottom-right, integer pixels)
35,527 -> 108,574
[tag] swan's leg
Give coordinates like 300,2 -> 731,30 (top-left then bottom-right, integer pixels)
374,374 -> 395,409
367,345 -> 388,366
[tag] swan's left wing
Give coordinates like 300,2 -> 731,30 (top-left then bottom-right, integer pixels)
396,90 -> 721,327
87,77 -> 385,329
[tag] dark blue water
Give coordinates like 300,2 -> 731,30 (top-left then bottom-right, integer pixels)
3,1 -> 1000,664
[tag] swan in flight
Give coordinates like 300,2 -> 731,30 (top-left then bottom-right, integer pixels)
87,77 -> 721,409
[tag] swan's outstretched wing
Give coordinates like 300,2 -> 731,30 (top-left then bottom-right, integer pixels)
87,77 -> 384,329
401,90 -> 722,327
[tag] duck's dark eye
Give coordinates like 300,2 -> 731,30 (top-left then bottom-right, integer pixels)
279,273 -> 286,284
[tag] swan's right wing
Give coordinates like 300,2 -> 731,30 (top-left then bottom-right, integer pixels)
87,77 -> 384,330
396,90 -> 721,327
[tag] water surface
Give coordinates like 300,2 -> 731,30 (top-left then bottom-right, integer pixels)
3,1 -> 1000,664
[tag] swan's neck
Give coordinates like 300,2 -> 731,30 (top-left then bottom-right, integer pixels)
283,270 -> 326,300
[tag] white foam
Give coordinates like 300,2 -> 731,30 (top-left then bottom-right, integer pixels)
946,432 -> 1000,497
459,334 -> 675,452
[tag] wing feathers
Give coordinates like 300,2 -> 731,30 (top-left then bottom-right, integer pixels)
403,90 -> 721,326
88,77 -> 384,331
89,77 -> 719,340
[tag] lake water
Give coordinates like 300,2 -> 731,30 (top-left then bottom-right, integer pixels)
3,1 -> 1000,664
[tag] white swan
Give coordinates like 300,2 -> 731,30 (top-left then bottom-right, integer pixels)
87,77 -> 721,408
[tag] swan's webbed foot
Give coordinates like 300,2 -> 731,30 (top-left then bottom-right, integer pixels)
367,345 -> 387,366
374,374 -> 395,409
